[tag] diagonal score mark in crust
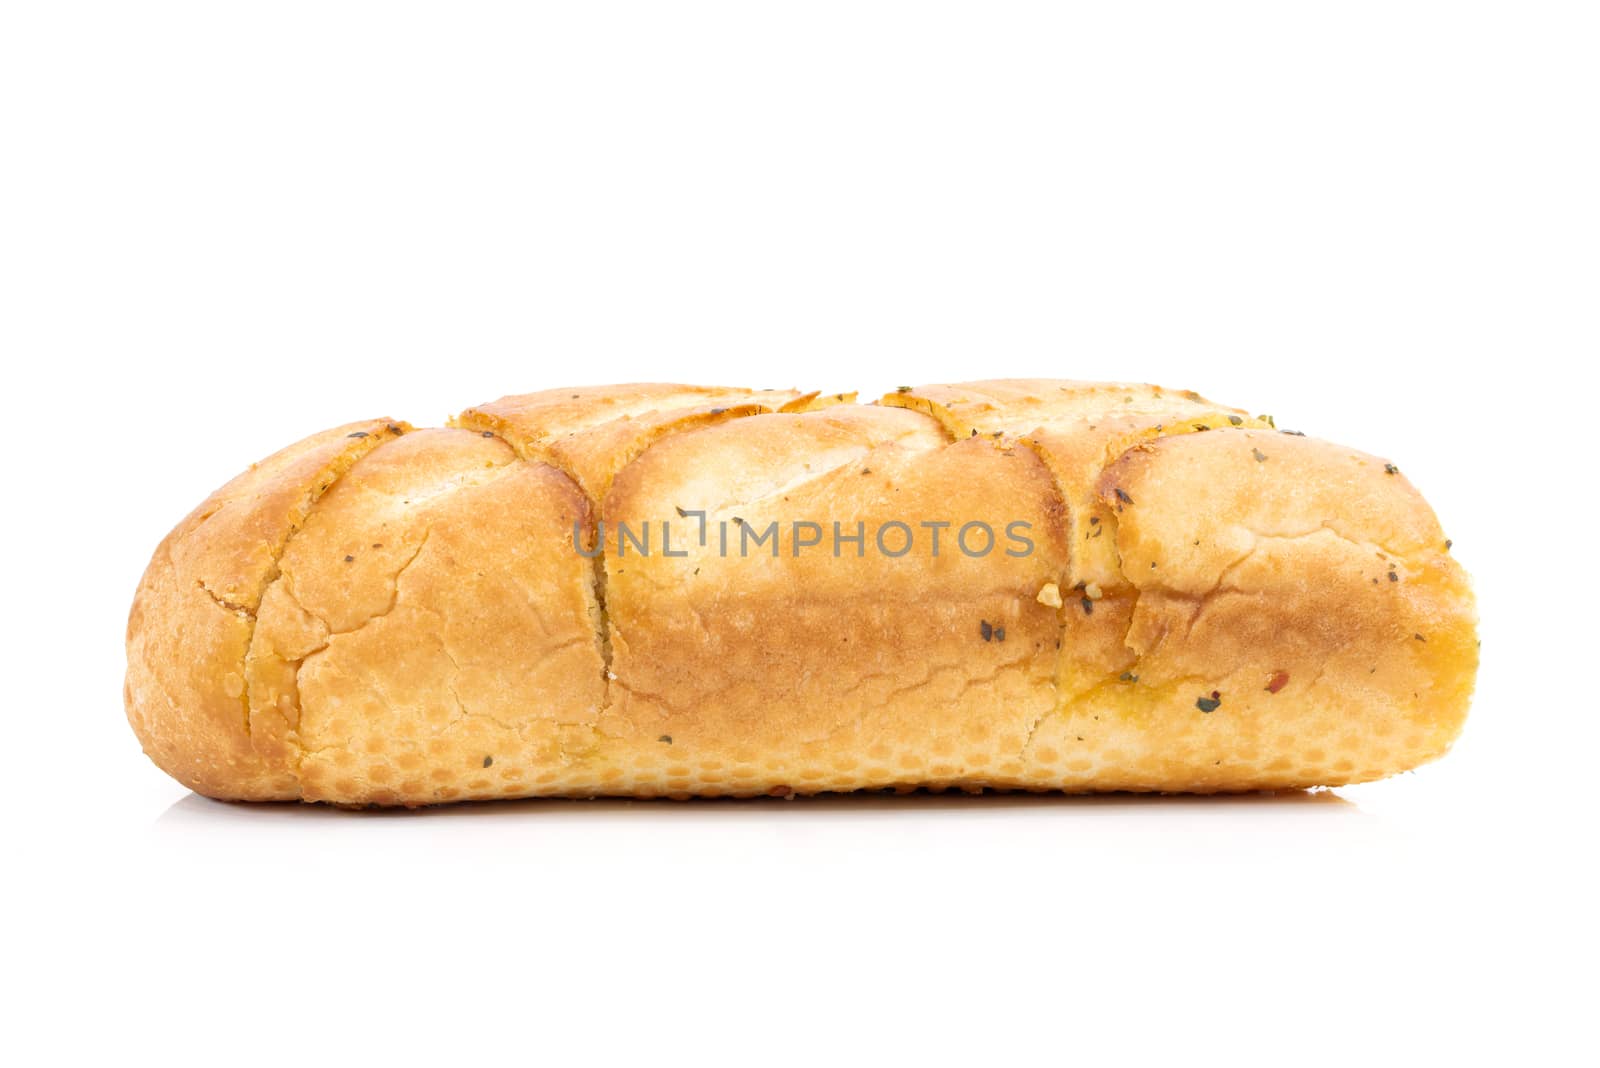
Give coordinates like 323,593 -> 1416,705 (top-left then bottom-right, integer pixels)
222,422 -> 411,743
883,389 -> 1083,772
454,425 -> 612,705
450,393 -> 863,733
883,389 -> 1274,766
216,429 -> 413,803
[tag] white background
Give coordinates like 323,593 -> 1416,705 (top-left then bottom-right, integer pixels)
3,2 -> 1596,1064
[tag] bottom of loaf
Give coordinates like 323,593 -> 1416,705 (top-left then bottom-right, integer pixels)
292,783 -> 1368,811
281,744 -> 1456,807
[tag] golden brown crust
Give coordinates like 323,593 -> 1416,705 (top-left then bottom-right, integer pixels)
126,382 -> 1477,803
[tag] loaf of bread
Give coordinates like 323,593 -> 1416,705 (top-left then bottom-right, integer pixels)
125,381 -> 1477,805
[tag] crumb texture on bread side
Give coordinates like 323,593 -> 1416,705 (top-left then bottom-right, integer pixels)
127,381 -> 1477,803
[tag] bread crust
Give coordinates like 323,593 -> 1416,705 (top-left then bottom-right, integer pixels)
125,382 -> 1477,803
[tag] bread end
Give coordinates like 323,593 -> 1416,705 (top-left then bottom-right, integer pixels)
124,419 -> 409,799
